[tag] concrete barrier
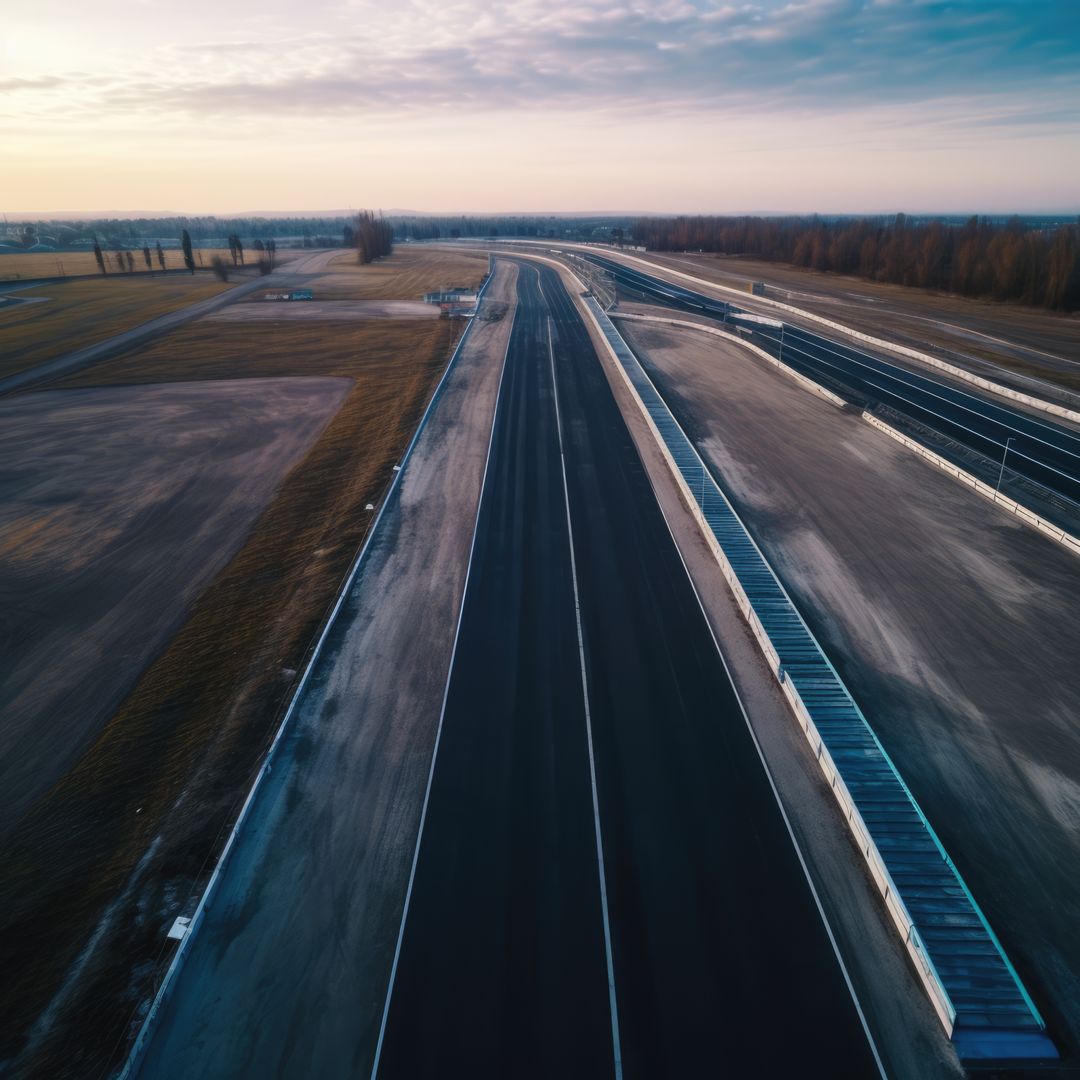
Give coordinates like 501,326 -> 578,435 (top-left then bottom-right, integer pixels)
861,413 -> 1080,557
578,297 -> 957,1036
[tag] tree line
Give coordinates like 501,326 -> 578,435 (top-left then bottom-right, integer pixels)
631,215 -> 1080,311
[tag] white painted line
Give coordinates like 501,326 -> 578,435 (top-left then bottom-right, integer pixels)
557,271 -> 884,1076
502,240 -> 1080,425
545,307 -> 624,1080
757,325 -> 1080,472
122,262 -> 501,1080
545,263 -> 882,1074
369,294 -> 517,1080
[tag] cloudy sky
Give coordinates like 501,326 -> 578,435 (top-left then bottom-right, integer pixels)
3,0 -> 1078,214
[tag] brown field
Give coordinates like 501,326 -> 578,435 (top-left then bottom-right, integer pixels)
310,245 -> 487,299
0,276 -> 234,381
0,247 -> 240,281
0,377 -> 351,835
1,245 -> 487,1076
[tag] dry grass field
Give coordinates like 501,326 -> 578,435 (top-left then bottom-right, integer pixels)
0,276 -> 234,380
1,246 -> 487,1077
309,245 -> 486,299
0,247 -> 237,281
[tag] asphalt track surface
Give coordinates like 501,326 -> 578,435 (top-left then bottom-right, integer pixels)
374,261 -> 880,1078
583,253 -> 1080,507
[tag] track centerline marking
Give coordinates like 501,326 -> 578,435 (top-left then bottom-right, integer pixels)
543,298 -> 624,1080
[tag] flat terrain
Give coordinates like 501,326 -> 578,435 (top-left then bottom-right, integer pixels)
2,247 -> 488,1077
626,249 -> 1080,395
134,260 -> 517,1080
0,276 -> 234,380
315,247 -> 487,299
0,377 -> 350,834
621,318 -> 1080,1061
137,258 -> 879,1079
211,299 -> 437,320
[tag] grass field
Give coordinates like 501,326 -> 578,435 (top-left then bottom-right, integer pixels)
0,247 -> 239,281
2,246 -> 487,1077
0,275 -> 235,381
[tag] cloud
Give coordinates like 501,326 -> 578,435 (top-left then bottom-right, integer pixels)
3,0 -> 1078,131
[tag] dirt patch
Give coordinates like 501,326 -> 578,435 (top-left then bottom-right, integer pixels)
315,246 -> 488,300
211,299 -> 437,321
0,377 -> 351,835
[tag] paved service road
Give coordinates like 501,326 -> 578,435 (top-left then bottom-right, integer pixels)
374,262 -> 881,1078
583,253 -> 1080,507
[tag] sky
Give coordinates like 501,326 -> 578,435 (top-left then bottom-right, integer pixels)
2,0 -> 1079,216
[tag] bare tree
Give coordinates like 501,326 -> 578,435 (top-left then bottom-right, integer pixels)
181,229 -> 195,274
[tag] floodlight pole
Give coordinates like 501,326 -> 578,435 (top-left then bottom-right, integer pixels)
996,436 -> 1015,494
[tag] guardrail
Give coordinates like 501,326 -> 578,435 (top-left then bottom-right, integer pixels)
862,412 -> 1080,557
580,294 -> 1056,1064
118,259 -> 499,1079
610,311 -> 847,409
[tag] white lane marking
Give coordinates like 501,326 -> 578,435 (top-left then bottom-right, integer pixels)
545,305 -> 625,1080
120,263 -> 503,1080
649,477 -> 888,1080
369,295 -> 517,1080
540,254 -> 882,1075
753,324 -> 1080,465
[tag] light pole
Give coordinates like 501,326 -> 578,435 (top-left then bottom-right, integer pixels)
996,436 -> 1015,494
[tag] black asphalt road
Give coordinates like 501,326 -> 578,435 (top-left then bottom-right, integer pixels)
584,253 -> 1080,507
374,261 -> 880,1078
